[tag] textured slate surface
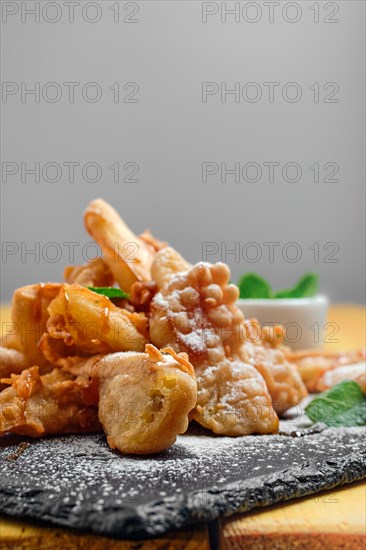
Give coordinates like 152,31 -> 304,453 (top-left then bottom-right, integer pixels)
0,424 -> 365,539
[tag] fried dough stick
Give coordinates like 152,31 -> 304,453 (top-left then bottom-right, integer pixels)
149,248 -> 279,435
84,199 -> 156,292
41,284 -> 148,363
1,346 -> 197,455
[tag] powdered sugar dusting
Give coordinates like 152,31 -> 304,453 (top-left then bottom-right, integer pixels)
0,424 -> 365,537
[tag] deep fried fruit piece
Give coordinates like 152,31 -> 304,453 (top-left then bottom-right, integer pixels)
84,199 -> 155,292
288,349 -> 366,392
129,281 -> 158,313
44,283 -> 147,360
242,342 -> 308,414
317,362 -> 366,393
241,319 -> 308,413
245,320 -> 289,351
0,364 -> 101,437
193,358 -> 278,436
139,229 -> 167,253
150,248 -> 279,435
64,258 -> 114,287
151,246 -> 191,290
4,283 -> 61,369
0,346 -> 197,455
0,347 -> 29,381
97,345 -> 197,454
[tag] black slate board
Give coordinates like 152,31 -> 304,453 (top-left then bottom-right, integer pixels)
0,424 -> 365,539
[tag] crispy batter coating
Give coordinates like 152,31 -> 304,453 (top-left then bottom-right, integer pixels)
150,248 -> 279,435
139,230 -> 167,253
0,347 -> 29,380
7,198 -> 358,453
241,319 -> 307,413
288,349 -> 366,392
193,359 -> 278,436
84,199 -> 155,292
316,362 -> 366,393
97,345 -> 197,454
150,246 -> 191,290
129,280 -> 158,313
1,346 -> 197,455
64,258 -> 114,287
3,283 -> 61,370
0,364 -> 101,437
242,342 -> 308,414
43,283 -> 147,361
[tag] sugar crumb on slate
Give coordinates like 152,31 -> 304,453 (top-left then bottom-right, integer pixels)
0,425 -> 365,538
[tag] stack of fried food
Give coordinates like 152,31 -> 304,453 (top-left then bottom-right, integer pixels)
1,199 -> 363,454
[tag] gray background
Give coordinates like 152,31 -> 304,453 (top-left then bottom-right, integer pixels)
1,1 -> 365,304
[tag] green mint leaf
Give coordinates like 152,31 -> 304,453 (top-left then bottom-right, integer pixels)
305,380 -> 366,427
274,273 -> 318,298
238,273 -> 272,299
87,287 -> 129,299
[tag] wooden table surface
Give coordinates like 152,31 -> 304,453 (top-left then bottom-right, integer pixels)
0,304 -> 365,549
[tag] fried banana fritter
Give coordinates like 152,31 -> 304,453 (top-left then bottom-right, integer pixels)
1,345 -> 197,455
5,283 -> 61,369
288,349 -> 366,392
64,257 -> 114,287
97,345 -> 197,454
44,283 -> 148,360
0,362 -> 101,437
242,319 -> 307,414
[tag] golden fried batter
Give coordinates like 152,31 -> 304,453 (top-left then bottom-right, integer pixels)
84,199 -> 155,292
0,347 -> 29,381
64,258 -> 114,287
288,349 -> 366,392
242,342 -> 308,414
139,229 -> 167,253
241,319 -> 307,413
317,362 -> 366,393
0,364 -> 101,437
97,345 -> 197,454
2,283 -> 61,370
129,280 -> 158,313
44,283 -> 148,361
5,198 -> 353,454
149,248 -> 279,435
151,246 -> 191,290
1,345 -> 197,455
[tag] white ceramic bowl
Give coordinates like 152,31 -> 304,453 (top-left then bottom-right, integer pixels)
237,295 -> 329,351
